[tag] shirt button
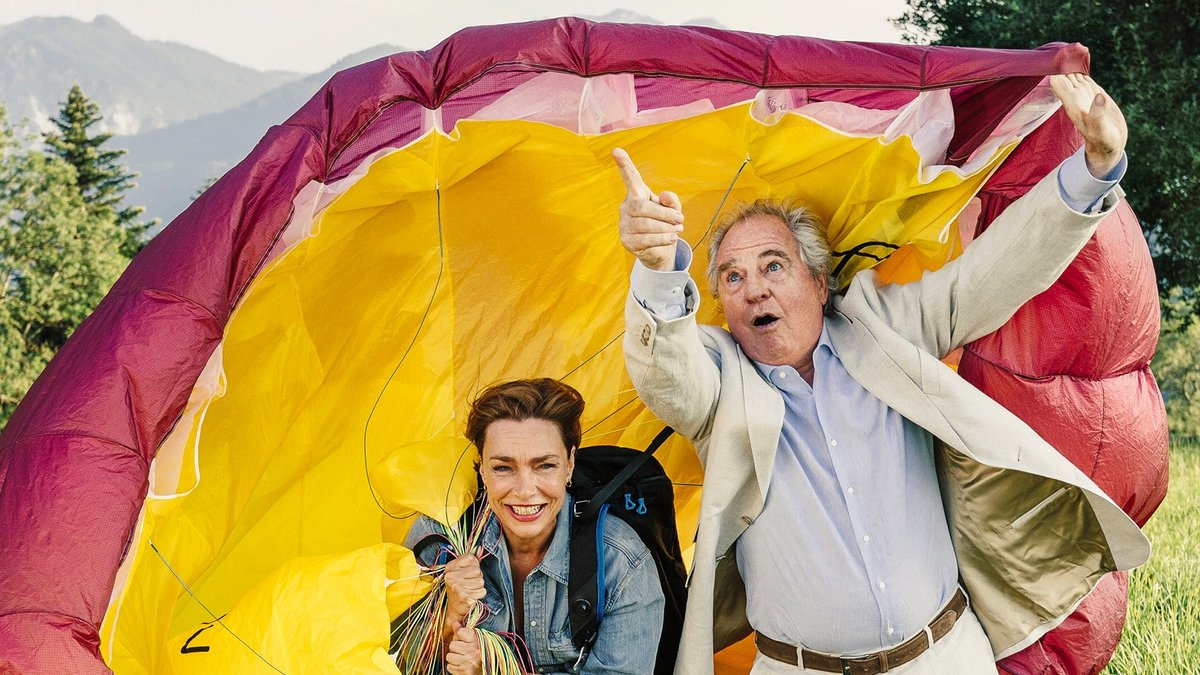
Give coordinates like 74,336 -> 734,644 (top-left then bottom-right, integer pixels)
778,371 -> 788,380
529,620 -> 537,627
829,439 -> 838,447
847,487 -> 855,495
878,581 -> 887,590
862,535 -> 870,543
887,626 -> 895,636
671,286 -> 681,294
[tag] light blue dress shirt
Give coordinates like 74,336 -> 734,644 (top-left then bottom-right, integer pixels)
630,147 -> 1125,655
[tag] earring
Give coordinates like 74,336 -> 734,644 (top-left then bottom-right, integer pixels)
566,478 -> 573,487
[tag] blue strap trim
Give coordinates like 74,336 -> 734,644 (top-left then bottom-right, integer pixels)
595,503 -> 609,624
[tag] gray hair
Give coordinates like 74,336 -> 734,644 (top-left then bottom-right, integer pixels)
705,200 -> 837,300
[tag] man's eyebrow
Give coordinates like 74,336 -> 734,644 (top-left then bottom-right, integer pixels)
759,249 -> 792,260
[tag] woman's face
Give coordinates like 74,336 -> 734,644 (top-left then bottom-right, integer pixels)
480,418 -> 575,554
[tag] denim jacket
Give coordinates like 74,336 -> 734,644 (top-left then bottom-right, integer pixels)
404,495 -> 664,674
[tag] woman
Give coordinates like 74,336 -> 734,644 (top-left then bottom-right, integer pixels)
405,378 -> 665,675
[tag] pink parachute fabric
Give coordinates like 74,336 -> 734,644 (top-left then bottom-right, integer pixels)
0,18 -> 1167,674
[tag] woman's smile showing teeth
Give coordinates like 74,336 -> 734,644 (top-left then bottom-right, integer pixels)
508,504 -> 546,520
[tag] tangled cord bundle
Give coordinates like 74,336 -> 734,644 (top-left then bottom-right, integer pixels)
393,499 -> 531,674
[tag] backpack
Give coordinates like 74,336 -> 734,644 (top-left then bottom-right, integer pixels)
566,426 -> 687,675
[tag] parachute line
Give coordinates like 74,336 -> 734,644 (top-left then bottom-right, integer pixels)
694,157 -> 751,252
147,541 -> 286,674
559,331 -> 624,381
362,179 -> 449,520
581,396 -> 640,436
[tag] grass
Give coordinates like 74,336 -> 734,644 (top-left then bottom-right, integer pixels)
1107,438 -> 1200,673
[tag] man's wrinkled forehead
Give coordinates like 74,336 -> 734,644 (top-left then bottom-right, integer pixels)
716,214 -> 799,264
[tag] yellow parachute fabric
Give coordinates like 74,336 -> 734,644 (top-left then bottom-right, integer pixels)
101,101 -> 1012,672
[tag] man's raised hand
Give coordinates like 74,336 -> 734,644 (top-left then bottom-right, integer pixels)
1050,73 -> 1128,178
614,148 -> 685,272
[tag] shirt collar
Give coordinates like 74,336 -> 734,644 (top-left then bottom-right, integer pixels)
751,324 -> 838,386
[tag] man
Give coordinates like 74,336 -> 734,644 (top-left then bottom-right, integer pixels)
616,74 -> 1150,674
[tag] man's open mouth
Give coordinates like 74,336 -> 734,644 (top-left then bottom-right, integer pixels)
752,314 -> 780,327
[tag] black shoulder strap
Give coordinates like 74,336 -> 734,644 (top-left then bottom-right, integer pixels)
567,426 -> 674,657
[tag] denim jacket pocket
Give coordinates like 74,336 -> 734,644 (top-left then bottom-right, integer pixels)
546,626 -> 582,673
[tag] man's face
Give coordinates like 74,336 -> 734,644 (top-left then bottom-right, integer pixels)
714,214 -> 828,370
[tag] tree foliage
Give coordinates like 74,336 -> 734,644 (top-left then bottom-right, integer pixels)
1,107 -> 129,427
1153,290 -> 1200,440
43,84 -> 154,258
894,0 -> 1200,298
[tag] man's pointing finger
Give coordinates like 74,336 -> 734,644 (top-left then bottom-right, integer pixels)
613,147 -> 650,197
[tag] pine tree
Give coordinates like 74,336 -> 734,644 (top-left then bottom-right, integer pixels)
43,84 -> 154,258
1,107 -> 129,428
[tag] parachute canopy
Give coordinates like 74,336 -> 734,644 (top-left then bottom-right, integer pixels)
0,18 -> 1166,675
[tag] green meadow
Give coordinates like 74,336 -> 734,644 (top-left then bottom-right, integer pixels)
1109,438 -> 1200,673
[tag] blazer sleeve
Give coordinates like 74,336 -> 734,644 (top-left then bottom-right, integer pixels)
857,165 -> 1123,358
623,285 -> 722,456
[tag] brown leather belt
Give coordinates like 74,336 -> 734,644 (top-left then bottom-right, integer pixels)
755,588 -> 968,674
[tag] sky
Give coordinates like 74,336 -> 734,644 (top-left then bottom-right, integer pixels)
0,0 -> 911,74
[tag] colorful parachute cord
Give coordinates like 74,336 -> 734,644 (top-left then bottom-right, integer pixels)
392,497 -> 531,674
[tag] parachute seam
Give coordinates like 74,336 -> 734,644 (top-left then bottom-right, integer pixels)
0,609 -> 93,622
960,346 -> 1149,381
1090,378 -> 1108,476
325,61 -> 1050,177
583,21 -> 592,76
761,39 -> 772,87
0,431 -> 143,461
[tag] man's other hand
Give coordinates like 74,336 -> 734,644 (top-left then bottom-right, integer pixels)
1050,73 -> 1128,178
614,148 -> 685,271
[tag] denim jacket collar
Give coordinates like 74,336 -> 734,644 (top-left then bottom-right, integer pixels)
480,494 -> 573,586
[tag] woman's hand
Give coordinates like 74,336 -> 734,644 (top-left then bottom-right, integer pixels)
445,622 -> 483,675
443,554 -> 485,634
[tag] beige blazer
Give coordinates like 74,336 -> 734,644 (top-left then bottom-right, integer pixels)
624,168 -> 1151,674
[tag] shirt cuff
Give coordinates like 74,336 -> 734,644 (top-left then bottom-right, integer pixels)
630,245 -> 695,320
1057,146 -> 1127,214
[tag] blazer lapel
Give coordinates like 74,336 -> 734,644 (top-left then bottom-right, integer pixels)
828,313 -> 968,453
737,345 -> 785,502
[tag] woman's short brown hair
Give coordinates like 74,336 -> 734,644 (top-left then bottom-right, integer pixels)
465,378 -> 585,454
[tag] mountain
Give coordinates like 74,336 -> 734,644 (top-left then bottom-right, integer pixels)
1,12 -> 722,231
122,44 -> 401,228
0,15 -> 302,135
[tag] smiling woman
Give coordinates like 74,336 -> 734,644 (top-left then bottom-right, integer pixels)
402,379 -> 666,674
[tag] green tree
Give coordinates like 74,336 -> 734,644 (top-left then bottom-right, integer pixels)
43,84 -> 155,258
893,0 -> 1200,302
1,107 -> 129,427
1153,289 -> 1200,440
